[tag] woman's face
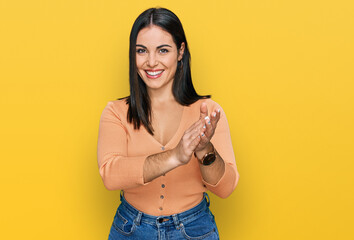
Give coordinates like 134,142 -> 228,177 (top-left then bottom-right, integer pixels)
136,25 -> 184,93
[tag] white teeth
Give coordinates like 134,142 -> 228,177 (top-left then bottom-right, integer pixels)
146,70 -> 163,76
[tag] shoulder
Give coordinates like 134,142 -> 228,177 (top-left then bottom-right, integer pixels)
110,98 -> 129,113
101,98 -> 129,121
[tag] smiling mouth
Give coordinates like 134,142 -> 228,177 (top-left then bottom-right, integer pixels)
145,70 -> 164,78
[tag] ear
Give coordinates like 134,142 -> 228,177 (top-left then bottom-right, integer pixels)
177,42 -> 185,61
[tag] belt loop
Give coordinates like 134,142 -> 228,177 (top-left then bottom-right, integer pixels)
172,214 -> 181,230
134,211 -> 142,226
204,192 -> 210,207
120,190 -> 124,201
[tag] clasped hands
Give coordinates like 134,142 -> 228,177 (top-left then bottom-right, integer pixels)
173,102 -> 220,165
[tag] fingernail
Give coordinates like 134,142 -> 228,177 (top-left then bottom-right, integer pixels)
203,125 -> 206,129
201,133 -> 205,136
204,116 -> 209,120
208,121 -> 211,124
218,108 -> 220,113
212,112 -> 216,117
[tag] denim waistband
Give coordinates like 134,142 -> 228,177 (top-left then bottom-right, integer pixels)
119,191 -> 211,229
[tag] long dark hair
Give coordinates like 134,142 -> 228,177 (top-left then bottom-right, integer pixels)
120,7 -> 210,134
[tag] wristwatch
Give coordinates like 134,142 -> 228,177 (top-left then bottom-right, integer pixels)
194,145 -> 217,166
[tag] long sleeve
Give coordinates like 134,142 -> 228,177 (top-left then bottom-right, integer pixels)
97,101 -> 149,191
96,99 -> 239,215
201,103 -> 240,198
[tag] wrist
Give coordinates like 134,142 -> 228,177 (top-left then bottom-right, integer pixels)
170,148 -> 186,167
194,142 -> 213,160
194,143 -> 217,166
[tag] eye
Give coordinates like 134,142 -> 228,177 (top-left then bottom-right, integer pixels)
159,48 -> 169,54
136,48 -> 146,54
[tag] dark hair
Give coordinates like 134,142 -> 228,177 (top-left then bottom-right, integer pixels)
120,7 -> 210,134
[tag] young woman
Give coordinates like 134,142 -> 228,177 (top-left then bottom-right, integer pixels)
97,7 -> 240,240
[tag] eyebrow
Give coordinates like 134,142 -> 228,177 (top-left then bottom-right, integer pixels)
136,44 -> 173,49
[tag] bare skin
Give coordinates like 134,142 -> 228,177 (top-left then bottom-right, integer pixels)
143,101 -> 225,185
150,98 -> 184,146
137,25 -> 226,185
195,104 -> 225,185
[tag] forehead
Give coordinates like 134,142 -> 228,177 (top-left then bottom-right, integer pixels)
136,25 -> 176,47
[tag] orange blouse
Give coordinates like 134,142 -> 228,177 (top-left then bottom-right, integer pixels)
97,98 -> 239,216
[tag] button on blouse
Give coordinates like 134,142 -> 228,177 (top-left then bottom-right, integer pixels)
97,98 -> 240,216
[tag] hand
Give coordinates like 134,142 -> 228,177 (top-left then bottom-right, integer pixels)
194,102 -> 221,153
172,118 -> 206,165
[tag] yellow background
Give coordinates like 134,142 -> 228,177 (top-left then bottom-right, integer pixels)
1,0 -> 353,239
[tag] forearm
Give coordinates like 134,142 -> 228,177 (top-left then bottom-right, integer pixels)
143,149 -> 183,183
143,119 -> 205,183
195,143 -> 225,185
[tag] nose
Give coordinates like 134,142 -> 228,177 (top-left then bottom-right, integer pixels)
147,52 -> 158,67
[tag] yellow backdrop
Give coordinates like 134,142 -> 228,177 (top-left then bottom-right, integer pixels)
1,0 -> 353,239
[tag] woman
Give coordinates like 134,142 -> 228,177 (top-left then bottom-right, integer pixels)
97,7 -> 240,240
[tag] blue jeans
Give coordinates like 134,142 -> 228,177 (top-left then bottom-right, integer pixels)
108,192 -> 220,240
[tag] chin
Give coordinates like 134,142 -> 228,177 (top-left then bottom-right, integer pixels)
145,82 -> 166,90
143,78 -> 173,91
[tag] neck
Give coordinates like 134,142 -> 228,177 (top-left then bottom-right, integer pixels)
148,82 -> 176,106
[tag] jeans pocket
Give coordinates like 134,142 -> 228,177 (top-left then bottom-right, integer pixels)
179,210 -> 217,239
112,208 -> 137,236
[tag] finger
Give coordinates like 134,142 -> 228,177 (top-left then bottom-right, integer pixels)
190,128 -> 202,142
187,126 -> 201,140
185,121 -> 205,141
185,119 -> 203,134
210,108 -> 221,129
204,116 -> 213,138
189,132 -> 202,150
198,131 -> 210,147
199,102 -> 208,120
187,128 -> 203,150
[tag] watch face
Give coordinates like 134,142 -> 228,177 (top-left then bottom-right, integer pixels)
203,153 -> 216,165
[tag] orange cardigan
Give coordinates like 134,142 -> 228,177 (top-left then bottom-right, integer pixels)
97,98 -> 239,216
